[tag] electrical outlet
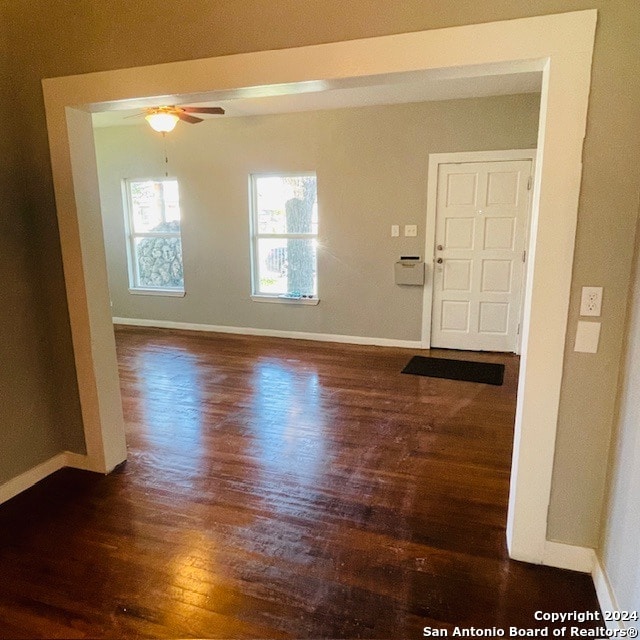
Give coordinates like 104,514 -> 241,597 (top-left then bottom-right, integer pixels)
580,286 -> 603,317
404,224 -> 417,237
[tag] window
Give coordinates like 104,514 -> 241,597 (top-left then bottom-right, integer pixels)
250,173 -> 318,302
124,178 -> 184,294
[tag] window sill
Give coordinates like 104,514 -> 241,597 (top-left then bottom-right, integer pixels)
129,288 -> 185,297
251,295 -> 320,306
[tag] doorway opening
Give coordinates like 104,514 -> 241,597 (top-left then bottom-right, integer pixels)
42,11 -> 596,568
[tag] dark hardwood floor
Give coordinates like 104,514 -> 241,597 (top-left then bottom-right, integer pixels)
0,327 -> 600,638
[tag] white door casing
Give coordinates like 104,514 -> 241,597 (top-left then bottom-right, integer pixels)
431,160 -> 532,352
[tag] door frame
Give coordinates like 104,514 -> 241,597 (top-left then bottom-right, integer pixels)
422,149 -> 536,353
42,11 -> 597,568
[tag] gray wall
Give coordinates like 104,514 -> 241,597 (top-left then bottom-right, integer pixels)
0,12 -> 84,486
599,213 -> 640,628
95,96 -> 540,339
1,0 -> 639,552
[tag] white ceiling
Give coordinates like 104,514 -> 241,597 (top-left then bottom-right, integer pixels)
92,69 -> 541,128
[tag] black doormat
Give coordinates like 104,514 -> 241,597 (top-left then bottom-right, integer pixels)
401,355 -> 505,386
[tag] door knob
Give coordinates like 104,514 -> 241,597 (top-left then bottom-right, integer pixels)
437,244 -> 443,251
436,258 -> 443,264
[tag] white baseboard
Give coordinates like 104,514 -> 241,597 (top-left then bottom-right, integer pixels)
592,556 -> 626,631
64,451 -> 104,473
112,317 -> 423,349
529,542 -> 629,630
542,545 -> 631,632
0,451 -> 108,507
542,541 -> 596,573
0,453 -> 68,505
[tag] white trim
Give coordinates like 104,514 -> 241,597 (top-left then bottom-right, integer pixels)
251,295 -> 319,305
63,451 -> 107,473
42,10 -> 597,566
0,454 -> 68,505
128,288 -> 185,297
541,541 -> 595,573
506,40 -> 595,563
592,557 -> 626,631
428,150 -> 538,165
0,451 -> 114,507
112,316 -> 423,349
421,149 -> 536,351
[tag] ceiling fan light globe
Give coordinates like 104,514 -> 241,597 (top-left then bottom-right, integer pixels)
145,112 -> 179,133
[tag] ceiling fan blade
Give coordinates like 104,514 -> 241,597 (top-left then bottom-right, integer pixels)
177,112 -> 203,124
181,106 -> 225,115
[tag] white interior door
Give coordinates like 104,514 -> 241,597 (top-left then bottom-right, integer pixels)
431,160 -> 532,352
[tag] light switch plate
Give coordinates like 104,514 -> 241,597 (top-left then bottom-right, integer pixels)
404,224 -> 417,237
574,321 -> 601,353
391,225 -> 399,237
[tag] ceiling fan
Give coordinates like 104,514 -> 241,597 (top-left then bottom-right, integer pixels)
140,105 -> 225,133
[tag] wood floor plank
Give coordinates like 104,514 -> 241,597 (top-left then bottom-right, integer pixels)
0,327 -> 600,638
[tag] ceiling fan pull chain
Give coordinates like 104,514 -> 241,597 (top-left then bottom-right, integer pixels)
163,132 -> 169,177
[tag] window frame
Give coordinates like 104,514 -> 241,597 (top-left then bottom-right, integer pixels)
249,172 -> 319,304
123,177 -> 186,296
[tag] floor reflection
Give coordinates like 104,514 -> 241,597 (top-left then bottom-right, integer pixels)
248,359 -> 328,482
131,345 -> 205,473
